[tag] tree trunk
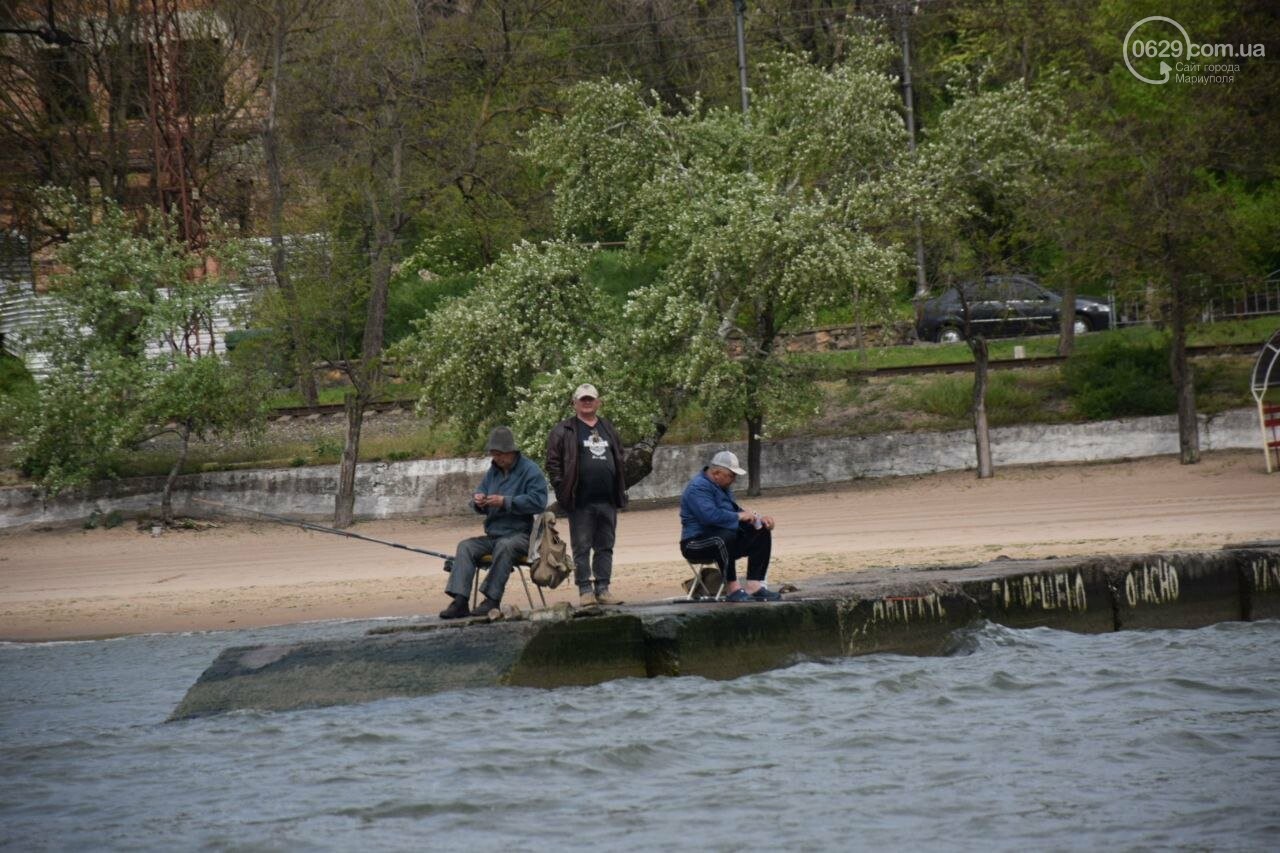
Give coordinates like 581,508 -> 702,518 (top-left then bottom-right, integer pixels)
265,0 -> 318,407
160,423 -> 191,524
898,7 -> 929,300
333,390 -> 364,528
745,414 -> 763,497
970,336 -> 994,478
623,413 -> 672,489
743,309 -> 775,497
1056,281 -> 1077,357
1168,283 -> 1200,464
332,197 -> 396,527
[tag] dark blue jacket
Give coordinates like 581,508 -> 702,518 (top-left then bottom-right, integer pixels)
472,453 -> 548,538
679,469 -> 742,541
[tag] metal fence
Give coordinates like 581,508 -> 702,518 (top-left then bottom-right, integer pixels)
1109,271 -> 1280,327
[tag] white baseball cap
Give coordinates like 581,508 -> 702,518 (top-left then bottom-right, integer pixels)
573,383 -> 600,401
708,450 -> 746,475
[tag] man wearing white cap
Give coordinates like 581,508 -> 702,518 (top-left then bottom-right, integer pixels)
678,450 -> 780,602
545,383 -> 628,607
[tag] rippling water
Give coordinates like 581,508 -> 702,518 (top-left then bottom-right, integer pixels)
2,619 -> 1278,851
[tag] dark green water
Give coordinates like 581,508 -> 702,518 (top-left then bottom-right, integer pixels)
2,619 -> 1277,851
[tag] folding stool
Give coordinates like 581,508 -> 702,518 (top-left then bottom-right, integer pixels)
473,553 -> 546,611
685,561 -> 725,601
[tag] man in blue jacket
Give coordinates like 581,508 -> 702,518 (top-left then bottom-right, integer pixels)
679,450 -> 781,602
440,426 -> 549,619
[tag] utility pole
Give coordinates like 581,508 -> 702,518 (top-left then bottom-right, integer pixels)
733,0 -> 750,116
900,2 -> 929,299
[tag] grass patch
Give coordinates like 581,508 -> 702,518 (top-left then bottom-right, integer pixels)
1195,356 -> 1257,415
895,370 -> 1066,430
661,400 -> 742,446
790,319 -> 1273,378
586,250 -> 665,305
1188,315 -> 1280,346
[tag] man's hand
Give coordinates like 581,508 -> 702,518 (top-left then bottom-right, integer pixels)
477,494 -> 506,509
737,510 -> 755,524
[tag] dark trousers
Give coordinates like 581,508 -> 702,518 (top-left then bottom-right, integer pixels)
569,501 -> 617,594
680,522 -> 771,583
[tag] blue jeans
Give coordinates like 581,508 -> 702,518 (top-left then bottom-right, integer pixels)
569,502 -> 617,594
445,532 -> 527,603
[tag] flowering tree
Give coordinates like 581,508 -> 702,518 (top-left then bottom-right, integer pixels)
904,78 -> 1079,477
13,199 -> 268,521
394,240 -> 606,448
523,45 -> 909,493
405,30 -> 1073,491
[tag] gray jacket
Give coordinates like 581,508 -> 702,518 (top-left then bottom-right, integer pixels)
472,453 -> 548,538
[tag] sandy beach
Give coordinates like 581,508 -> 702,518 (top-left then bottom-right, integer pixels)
1,449 -> 1274,642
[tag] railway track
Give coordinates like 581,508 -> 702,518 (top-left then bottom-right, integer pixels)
266,343 -> 1261,420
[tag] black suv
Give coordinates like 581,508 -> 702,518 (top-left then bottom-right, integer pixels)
915,275 -> 1112,343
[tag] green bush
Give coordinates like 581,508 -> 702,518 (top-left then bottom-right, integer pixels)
585,250 -> 665,305
1062,333 -> 1175,419
311,436 -> 342,461
384,271 -> 478,346
226,328 -> 295,390
0,352 -> 36,435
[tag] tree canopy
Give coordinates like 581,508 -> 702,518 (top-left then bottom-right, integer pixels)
11,197 -> 267,516
399,31 -> 1074,489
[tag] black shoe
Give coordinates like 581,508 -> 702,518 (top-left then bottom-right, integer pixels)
439,595 -> 470,620
750,586 -> 783,601
471,597 -> 501,618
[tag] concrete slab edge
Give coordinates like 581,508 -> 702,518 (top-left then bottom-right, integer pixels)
168,545 -> 1280,721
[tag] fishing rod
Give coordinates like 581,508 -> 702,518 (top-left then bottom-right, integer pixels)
191,497 -> 453,562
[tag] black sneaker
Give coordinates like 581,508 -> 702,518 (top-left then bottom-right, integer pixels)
439,595 -> 470,620
471,597 -> 501,618
750,586 -> 783,601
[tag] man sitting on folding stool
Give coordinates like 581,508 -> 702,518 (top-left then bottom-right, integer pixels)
678,450 -> 781,602
439,426 -> 548,620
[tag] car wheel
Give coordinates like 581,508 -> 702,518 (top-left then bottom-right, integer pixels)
936,326 -> 963,343
1072,316 -> 1091,335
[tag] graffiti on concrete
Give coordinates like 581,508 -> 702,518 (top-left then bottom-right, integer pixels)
871,594 -> 947,625
990,572 -> 1088,613
1124,560 -> 1180,607
1251,558 -> 1280,591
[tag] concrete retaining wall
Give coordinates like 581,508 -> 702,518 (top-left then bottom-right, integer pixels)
2,407 -> 1261,531
169,544 -> 1280,720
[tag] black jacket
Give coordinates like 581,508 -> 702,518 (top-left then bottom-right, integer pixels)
545,415 -> 628,511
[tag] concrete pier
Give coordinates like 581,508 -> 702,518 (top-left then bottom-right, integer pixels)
169,543 -> 1280,721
